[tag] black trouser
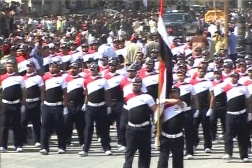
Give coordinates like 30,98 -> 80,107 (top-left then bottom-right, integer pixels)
83,105 -> 111,152
248,120 -> 252,148
65,102 -> 85,146
248,120 -> 252,149
21,102 -> 41,144
194,107 -> 212,149
41,104 -> 65,152
183,110 -> 194,155
210,106 -> 226,140
109,102 -> 123,145
123,124 -> 151,168
119,108 -> 128,146
1,103 -> 22,149
158,136 -> 184,168
225,112 -> 248,159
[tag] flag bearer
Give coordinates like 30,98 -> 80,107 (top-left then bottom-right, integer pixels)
157,87 -> 186,168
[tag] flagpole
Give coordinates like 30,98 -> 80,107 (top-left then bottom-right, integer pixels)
224,0 -> 229,49
156,0 -> 164,149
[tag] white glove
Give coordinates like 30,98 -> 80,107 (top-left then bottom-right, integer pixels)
63,107 -> 68,115
107,107 -> 112,115
21,105 -> 25,113
82,104 -> 86,111
206,109 -> 213,117
248,113 -> 252,122
193,110 -> 199,118
156,98 -> 166,104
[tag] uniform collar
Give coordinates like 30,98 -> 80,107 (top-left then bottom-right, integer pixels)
7,72 -> 16,76
145,70 -> 156,75
195,77 -> 205,81
229,83 -> 239,87
26,72 -> 36,77
70,74 -> 80,78
214,79 -> 222,83
91,75 -> 101,79
108,72 -> 118,76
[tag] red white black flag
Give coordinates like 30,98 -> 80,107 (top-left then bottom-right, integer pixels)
158,0 -> 174,111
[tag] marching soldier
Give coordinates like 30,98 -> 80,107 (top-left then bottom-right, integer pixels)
174,68 -> 199,159
190,65 -> 212,153
79,62 -> 112,156
40,60 -> 67,155
123,77 -> 156,168
99,55 -> 109,76
222,72 -> 250,162
157,86 -> 186,168
139,58 -> 159,101
244,67 -> 252,153
21,61 -> 43,147
119,63 -> 147,150
104,58 -> 125,151
16,45 -> 41,76
64,61 -> 85,147
209,69 -> 226,141
0,59 -> 26,152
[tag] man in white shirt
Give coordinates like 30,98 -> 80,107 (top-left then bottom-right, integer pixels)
208,22 -> 218,37
98,34 -> 117,58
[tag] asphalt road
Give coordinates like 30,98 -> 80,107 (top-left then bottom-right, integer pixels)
0,125 -> 252,168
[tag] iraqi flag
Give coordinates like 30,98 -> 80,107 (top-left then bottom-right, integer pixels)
157,7 -> 174,111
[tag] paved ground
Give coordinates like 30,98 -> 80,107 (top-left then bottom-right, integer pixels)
0,126 -> 252,168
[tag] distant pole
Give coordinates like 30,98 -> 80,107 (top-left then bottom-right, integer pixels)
41,0 -> 44,16
28,0 -> 32,14
224,0 -> 229,49
236,0 -> 246,56
237,0 -> 243,9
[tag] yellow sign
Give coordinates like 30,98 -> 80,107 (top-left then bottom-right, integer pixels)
204,10 -> 225,23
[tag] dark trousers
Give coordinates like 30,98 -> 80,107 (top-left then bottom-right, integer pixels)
158,136 -> 184,168
109,102 -> 123,145
184,110 -> 194,155
119,108 -> 128,146
83,105 -> 111,152
225,113 -> 248,159
194,107 -> 212,149
65,102 -> 85,146
21,102 -> 41,143
248,120 -> 252,149
1,103 -> 22,149
123,125 -> 151,168
41,105 -> 65,152
210,106 -> 226,140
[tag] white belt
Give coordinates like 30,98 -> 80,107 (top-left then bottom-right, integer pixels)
184,106 -> 191,111
44,101 -> 62,106
227,109 -> 246,115
161,132 -> 183,139
128,121 -> 150,127
2,99 -> 20,104
26,97 -> 40,102
87,101 -> 105,107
